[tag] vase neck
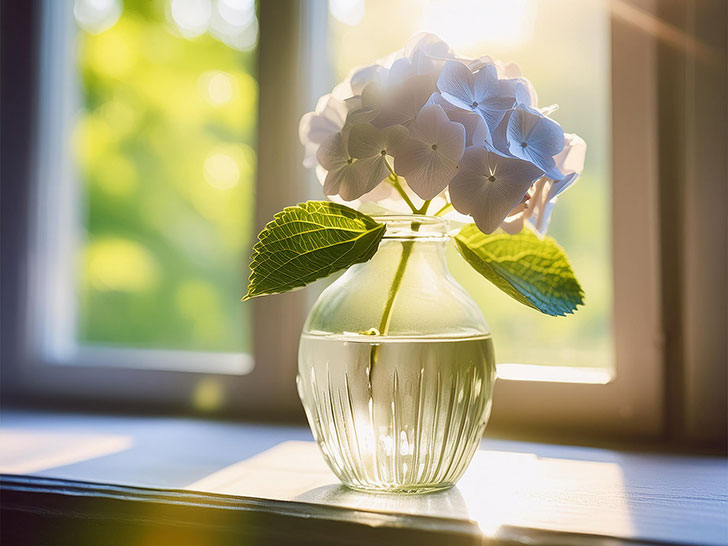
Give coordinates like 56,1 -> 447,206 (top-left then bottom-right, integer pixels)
373,215 -> 450,241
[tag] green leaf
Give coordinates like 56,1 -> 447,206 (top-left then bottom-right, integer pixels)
242,201 -> 386,300
454,224 -> 584,316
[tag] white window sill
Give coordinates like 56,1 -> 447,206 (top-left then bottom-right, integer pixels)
1,410 -> 726,545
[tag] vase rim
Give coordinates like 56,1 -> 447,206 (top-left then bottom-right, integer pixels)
371,215 -> 450,240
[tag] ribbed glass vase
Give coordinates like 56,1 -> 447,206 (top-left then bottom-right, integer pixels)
297,216 -> 496,494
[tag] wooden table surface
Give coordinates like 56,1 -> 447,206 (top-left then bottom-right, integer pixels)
1,410 -> 726,545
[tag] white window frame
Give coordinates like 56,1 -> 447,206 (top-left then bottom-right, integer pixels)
488,0 -> 663,436
14,0 -> 666,437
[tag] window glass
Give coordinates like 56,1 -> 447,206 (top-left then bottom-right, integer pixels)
73,0 -> 257,353
327,0 -> 612,369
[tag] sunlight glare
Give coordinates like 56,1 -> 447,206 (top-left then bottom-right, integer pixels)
418,0 -> 537,53
329,0 -> 366,27
0,430 -> 133,474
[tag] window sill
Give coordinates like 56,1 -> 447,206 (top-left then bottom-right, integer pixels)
1,410 -> 726,546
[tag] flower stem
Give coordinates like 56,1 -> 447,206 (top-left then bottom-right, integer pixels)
368,222 -> 422,380
434,201 -> 453,216
377,237 -> 415,334
368,162 -> 431,378
385,160 -> 419,214
416,200 -> 432,215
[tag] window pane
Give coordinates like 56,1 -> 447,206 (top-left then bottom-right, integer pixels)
73,0 -> 257,353
327,0 -> 612,369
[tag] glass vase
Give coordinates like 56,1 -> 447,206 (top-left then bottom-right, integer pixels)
297,216 -> 496,494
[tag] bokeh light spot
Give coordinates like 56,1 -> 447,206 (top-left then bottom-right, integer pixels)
204,152 -> 240,189
169,0 -> 212,38
84,238 -> 159,292
200,71 -> 234,105
74,0 -> 122,34
192,378 -> 225,412
329,0 -> 366,26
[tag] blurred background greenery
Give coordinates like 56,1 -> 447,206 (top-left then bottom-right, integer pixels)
74,0 -> 611,369
75,0 -> 257,353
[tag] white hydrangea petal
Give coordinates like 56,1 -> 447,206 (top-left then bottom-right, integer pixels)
323,164 -> 359,200
450,147 -> 543,234
323,159 -> 378,202
388,52 -> 439,87
500,61 -> 522,78
516,79 -> 538,107
348,123 -> 408,159
372,74 -> 436,129
491,109 -> 514,155
355,155 -> 391,194
299,111 -> 337,148
554,133 -> 586,177
316,132 -> 349,171
435,118 -> 466,160
302,142 -> 320,168
468,55 -> 495,73
394,138 -> 431,178
526,116 -> 565,156
397,146 -> 459,200
546,171 -> 579,202
475,80 -> 520,129
506,108 -> 564,172
360,82 -> 383,109
299,94 -> 359,168
349,63 -> 387,95
500,213 -> 526,234
522,178 -> 554,233
469,114 -> 492,147
412,104 -> 451,142
315,165 -> 327,186
437,60 -> 475,105
389,58 -> 413,86
472,64 -> 498,93
427,93 -> 492,148
403,33 -> 454,60
452,108 -> 490,147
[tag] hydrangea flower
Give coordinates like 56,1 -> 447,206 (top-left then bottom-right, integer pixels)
394,105 -> 465,200
299,33 -> 585,236
494,105 -> 565,176
437,60 -> 523,131
450,146 -> 544,233
500,133 -> 586,234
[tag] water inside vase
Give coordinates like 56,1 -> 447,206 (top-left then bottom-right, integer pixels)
297,332 -> 496,493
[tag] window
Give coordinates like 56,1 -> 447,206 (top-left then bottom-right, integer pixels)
31,0 -> 258,374
5,0 -> 665,436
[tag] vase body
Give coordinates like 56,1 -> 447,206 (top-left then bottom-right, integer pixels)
297,216 -> 495,493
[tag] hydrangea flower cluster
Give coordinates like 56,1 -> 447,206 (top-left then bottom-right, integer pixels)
299,33 -> 585,235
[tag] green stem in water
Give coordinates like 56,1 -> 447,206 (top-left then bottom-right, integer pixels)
368,166 -> 433,381
377,238 -> 415,334
368,221 -> 423,379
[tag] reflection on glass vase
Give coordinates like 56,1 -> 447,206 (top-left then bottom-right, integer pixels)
297,216 -> 496,494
